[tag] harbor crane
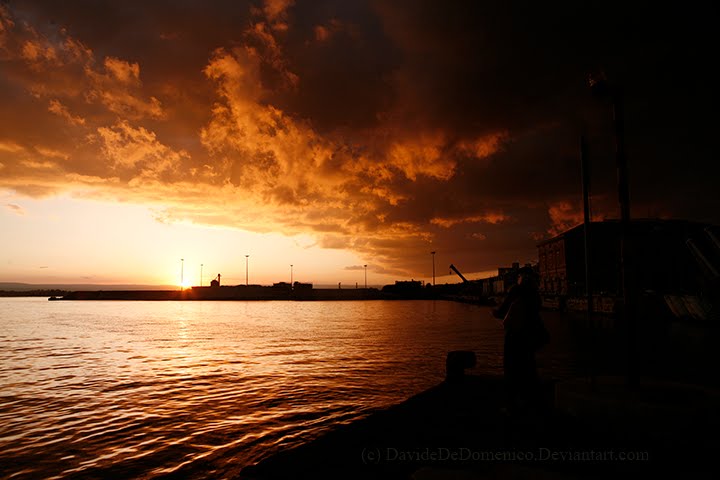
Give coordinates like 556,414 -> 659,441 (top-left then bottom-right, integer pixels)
449,264 -> 468,283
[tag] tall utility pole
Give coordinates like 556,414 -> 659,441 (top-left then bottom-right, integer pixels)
431,251 -> 436,286
245,255 -> 249,286
180,258 -> 184,290
589,73 -> 636,387
200,264 -> 204,287
613,87 -> 637,388
364,264 -> 367,288
581,136 -> 595,385
290,264 -> 293,287
581,136 -> 593,322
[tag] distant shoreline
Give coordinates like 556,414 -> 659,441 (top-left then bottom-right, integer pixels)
52,287 -> 432,302
0,289 -> 71,298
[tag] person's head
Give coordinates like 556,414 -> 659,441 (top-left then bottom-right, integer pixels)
517,266 -> 537,287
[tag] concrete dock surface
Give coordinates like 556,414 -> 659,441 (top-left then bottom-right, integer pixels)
238,374 -> 719,479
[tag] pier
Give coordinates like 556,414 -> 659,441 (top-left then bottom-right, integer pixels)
238,355 -> 719,479
57,286 -> 388,301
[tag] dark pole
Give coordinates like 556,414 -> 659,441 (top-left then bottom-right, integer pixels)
245,255 -> 249,286
612,89 -> 638,388
613,89 -> 631,223
581,135 -> 595,385
364,264 -> 367,288
589,73 -> 636,388
431,251 -> 436,286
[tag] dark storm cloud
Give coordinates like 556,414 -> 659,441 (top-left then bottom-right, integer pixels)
1,0 -> 717,277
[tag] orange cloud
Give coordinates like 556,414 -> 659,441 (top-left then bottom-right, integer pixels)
387,132 -> 454,181
21,159 -> 58,169
457,131 -> 508,160
0,140 -> 24,153
21,39 -> 59,65
48,99 -> 86,126
95,121 -> 188,177
200,47 -> 340,204
1,6 -> 160,124
430,213 -> 509,228
103,57 -> 140,85
547,201 -> 583,236
34,146 -> 69,160
314,25 -> 330,42
1,11 -> 90,76
313,19 -> 344,43
262,0 -> 295,30
85,57 -> 164,119
0,6 -> 13,47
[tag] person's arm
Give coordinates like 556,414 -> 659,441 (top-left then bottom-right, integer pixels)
492,285 -> 519,319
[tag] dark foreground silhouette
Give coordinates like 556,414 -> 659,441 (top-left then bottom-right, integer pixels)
492,266 -> 550,415
237,356 -> 718,479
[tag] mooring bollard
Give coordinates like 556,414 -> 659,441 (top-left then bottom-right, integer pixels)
446,350 -> 476,381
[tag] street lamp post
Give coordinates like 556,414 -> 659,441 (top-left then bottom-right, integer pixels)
290,264 -> 293,287
200,263 -> 203,287
245,255 -> 249,286
180,258 -> 184,290
431,251 -> 436,286
364,264 -> 367,288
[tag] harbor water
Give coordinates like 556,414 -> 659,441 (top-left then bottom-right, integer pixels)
0,298 -> 584,479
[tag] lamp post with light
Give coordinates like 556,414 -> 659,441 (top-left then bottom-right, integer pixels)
431,251 -> 436,286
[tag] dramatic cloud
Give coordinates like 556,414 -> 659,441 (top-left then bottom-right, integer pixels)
1,0 -> 717,278
95,121 -> 187,177
547,201 -> 583,237
48,99 -> 86,126
85,57 -> 165,119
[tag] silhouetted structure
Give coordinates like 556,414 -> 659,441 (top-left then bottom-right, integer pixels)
537,219 -> 714,297
210,274 -> 221,287
382,280 -> 423,296
449,264 -> 468,283
445,350 -> 476,381
473,262 -> 533,296
293,282 -> 312,292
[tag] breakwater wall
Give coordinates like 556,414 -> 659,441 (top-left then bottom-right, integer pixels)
57,286 -> 395,301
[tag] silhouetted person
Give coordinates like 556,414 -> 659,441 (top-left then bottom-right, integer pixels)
492,266 -> 547,414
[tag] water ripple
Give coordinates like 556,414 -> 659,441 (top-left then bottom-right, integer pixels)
0,298 -> 578,479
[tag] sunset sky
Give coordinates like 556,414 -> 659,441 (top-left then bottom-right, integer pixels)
1,0 -> 717,286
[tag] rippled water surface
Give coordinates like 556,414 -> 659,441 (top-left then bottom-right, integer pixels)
0,298 -> 579,479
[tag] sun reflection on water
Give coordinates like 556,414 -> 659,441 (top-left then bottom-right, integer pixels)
0,298 -> 531,479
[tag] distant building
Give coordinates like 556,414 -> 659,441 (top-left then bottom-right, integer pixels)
476,262 -> 533,295
272,282 -> 292,293
382,280 -> 423,295
293,282 -> 313,292
537,219 -> 715,297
